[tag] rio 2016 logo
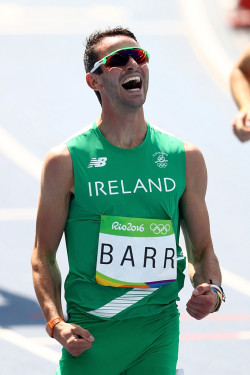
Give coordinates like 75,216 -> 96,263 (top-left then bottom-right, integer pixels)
150,223 -> 171,235
112,221 -> 144,232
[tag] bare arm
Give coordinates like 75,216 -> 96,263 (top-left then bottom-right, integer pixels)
180,143 -> 222,319
31,144 -> 94,356
230,45 -> 250,142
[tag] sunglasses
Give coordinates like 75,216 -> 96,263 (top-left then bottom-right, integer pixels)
90,47 -> 150,73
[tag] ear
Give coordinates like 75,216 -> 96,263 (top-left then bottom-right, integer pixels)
86,73 -> 103,91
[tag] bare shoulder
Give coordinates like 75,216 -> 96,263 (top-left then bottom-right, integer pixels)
45,143 -> 71,163
42,143 -> 73,193
184,141 -> 206,166
183,141 -> 207,192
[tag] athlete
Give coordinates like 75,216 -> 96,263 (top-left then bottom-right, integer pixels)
31,27 -> 225,375
230,44 -> 250,142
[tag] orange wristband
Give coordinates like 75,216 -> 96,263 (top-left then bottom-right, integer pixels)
45,317 -> 64,337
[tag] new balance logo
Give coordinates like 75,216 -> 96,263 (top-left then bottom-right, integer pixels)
88,157 -> 107,168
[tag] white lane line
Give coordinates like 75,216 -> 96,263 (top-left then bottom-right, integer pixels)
0,327 -> 60,364
239,331 -> 250,340
221,267 -> 250,297
30,337 -> 61,346
0,208 -> 36,221
0,3 -> 185,36
178,0 -> 234,94
0,126 -> 42,180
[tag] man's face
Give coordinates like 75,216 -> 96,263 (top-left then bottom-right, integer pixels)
96,35 -> 149,111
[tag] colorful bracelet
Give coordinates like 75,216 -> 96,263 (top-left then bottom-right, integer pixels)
209,280 -> 226,313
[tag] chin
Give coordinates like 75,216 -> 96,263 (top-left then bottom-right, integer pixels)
124,93 -> 147,108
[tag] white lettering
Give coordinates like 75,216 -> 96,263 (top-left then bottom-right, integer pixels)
163,178 -> 176,192
108,180 -> 119,195
88,177 -> 176,197
111,221 -> 145,233
112,222 -> 119,230
95,181 -> 107,196
88,182 -> 92,197
148,178 -> 162,192
133,179 -> 148,193
121,180 -> 131,194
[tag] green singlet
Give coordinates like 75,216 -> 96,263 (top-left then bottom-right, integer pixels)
57,122 -> 186,374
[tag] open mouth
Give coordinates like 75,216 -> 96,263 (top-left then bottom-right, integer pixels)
122,76 -> 142,91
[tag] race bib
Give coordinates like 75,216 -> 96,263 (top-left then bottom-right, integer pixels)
96,215 -> 177,288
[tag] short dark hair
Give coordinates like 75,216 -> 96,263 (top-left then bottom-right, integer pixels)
84,27 -> 138,105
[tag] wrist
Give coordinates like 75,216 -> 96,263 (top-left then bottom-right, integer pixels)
46,317 -> 65,338
240,105 -> 250,112
209,280 -> 226,313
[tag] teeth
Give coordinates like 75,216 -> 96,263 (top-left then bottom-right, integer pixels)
123,76 -> 141,84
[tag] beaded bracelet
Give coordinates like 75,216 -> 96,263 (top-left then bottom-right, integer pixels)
209,280 -> 226,313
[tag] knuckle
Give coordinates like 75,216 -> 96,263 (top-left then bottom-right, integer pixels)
81,341 -> 91,350
67,343 -> 75,352
71,351 -> 80,357
84,329 -> 90,336
67,338 -> 78,350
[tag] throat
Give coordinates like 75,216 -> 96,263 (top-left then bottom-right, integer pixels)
97,118 -> 148,149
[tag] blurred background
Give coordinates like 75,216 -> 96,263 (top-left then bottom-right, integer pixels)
0,0 -> 250,374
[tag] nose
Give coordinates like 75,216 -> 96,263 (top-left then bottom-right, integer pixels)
125,56 -> 139,70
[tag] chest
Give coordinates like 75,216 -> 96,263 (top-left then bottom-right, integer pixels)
72,149 -> 184,220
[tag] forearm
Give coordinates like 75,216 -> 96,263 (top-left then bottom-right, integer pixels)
31,247 -> 95,356
188,246 -> 222,288
230,68 -> 250,109
31,249 -> 64,321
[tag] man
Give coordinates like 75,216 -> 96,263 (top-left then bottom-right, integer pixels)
31,27 -> 225,375
230,44 -> 250,142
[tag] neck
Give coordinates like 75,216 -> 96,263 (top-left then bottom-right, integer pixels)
96,107 -> 147,148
